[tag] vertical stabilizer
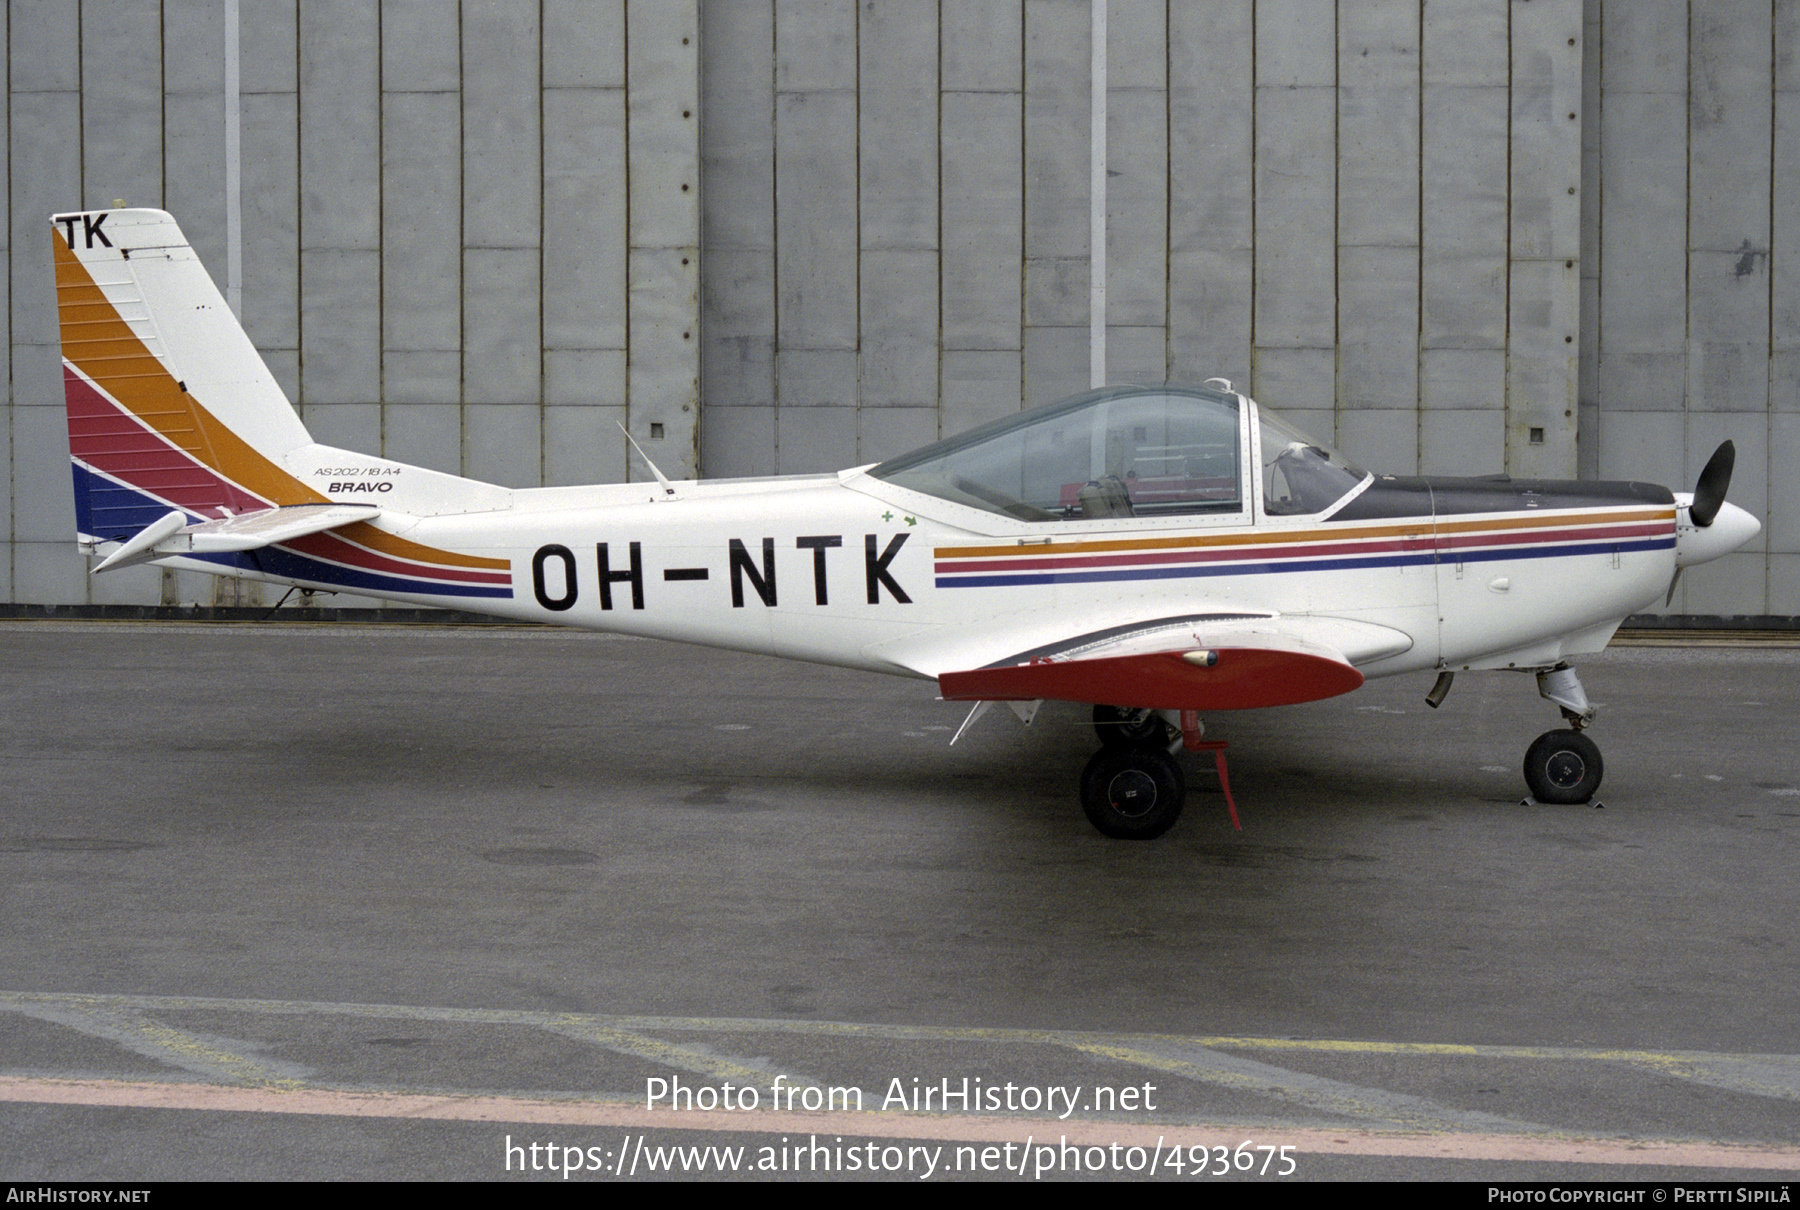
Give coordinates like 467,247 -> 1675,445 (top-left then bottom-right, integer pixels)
54,208 -> 321,548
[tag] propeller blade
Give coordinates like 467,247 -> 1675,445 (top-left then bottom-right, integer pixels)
1689,440 -> 1735,528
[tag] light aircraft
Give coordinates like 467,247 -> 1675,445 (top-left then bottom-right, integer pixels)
54,209 -> 1761,838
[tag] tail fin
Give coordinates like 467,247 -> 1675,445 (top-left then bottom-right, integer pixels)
54,208 -> 320,549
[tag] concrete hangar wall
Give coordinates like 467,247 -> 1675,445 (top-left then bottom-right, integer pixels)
0,0 -> 1792,621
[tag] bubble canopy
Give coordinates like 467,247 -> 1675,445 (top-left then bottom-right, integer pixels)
868,384 -> 1369,523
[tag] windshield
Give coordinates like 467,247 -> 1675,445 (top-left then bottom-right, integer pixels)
1257,409 -> 1369,517
870,385 -> 1244,522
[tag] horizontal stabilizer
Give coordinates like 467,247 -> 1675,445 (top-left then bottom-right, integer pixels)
938,636 -> 1364,711
92,504 -> 381,573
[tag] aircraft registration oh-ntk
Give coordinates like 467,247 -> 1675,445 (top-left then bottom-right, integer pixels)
55,209 -> 1761,838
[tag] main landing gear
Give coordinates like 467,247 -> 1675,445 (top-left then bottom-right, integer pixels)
1081,706 -> 1240,839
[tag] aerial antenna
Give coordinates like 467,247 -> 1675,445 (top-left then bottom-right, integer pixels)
617,422 -> 679,498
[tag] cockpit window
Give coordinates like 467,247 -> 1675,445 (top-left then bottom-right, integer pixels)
870,385 -> 1244,522
1258,409 -> 1369,517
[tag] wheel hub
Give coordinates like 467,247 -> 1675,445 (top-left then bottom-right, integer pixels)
1107,769 -> 1160,818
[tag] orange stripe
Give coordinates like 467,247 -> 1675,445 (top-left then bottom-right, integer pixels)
937,508 -> 1675,560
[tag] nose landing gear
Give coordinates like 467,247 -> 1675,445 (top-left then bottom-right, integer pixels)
1523,664 -> 1604,805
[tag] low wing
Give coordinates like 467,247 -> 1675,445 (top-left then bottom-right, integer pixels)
932,613 -> 1409,711
94,503 -> 382,572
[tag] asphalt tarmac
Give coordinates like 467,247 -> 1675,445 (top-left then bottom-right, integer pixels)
1,621 -> 1797,1182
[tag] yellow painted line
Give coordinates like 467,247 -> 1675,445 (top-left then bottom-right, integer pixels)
3,1077 -> 1797,1171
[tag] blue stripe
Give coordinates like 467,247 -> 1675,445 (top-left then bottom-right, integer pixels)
935,538 -> 1675,589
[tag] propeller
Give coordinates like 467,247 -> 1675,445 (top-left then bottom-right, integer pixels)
1666,440 -> 1748,605
1689,440 -> 1735,528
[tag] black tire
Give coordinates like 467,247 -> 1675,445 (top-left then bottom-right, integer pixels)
1092,704 -> 1169,750
1523,730 -> 1603,804
1080,748 -> 1185,839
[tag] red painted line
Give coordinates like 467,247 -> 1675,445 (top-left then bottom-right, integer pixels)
2,1077 -> 1795,1170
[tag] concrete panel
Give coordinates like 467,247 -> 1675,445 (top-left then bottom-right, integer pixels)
1420,348 -> 1505,412
1022,0 -> 1088,257
463,0 -> 541,248
627,246 -> 700,478
12,405 -> 74,541
301,248 -> 381,406
1420,408 -> 1505,476
1023,324 -> 1088,407
1339,0 -> 1419,251
464,403 -> 541,487
1169,1 -> 1252,256
776,347 -> 857,408
1505,257 -> 1579,477
304,402 -> 382,452
87,561 -> 161,607
1168,247 -> 1252,388
463,247 -> 540,406
82,1 -> 162,212
628,1 -> 699,252
943,0 -> 1021,92
165,93 -> 227,273
1782,0 -> 1800,92
858,405 -> 938,465
1509,0 -> 1582,261
701,404 -> 776,479
942,91 -> 1022,350
1689,0 -> 1772,253
1250,347 -> 1335,420
1421,85 -> 1509,349
702,248 -> 775,406
941,350 -> 1023,433
13,541 -> 86,605
383,0 -> 461,92
1025,257 -> 1087,329
382,90 -> 462,353
859,249 -> 937,408
859,0 -> 937,251
1683,551 -> 1768,618
1254,86 -> 1335,347
1421,0 -> 1507,86
1766,414 -> 1800,552
242,92 -> 300,358
383,399 -> 462,475
299,0 -> 379,249
1338,244 -> 1418,410
1106,86 -> 1166,328
1776,81 -> 1800,369
10,92 -> 81,354
1598,91 -> 1688,410
1601,0 -> 1686,92
1255,0 -> 1335,88
1337,408 -> 1418,476
545,404 -> 628,487
1104,325 -> 1166,385
1109,0 -> 1165,90
776,403 -> 855,473
545,0 -> 623,89
776,90 -> 857,349
11,0 -> 78,92
383,349 -> 461,406
544,86 -> 627,349
776,0 -> 856,93
546,348 -> 626,409
242,0 -> 298,94
701,0 -> 774,253
1595,408 -> 1685,488
1687,250 -> 1771,413
165,0 -> 224,91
